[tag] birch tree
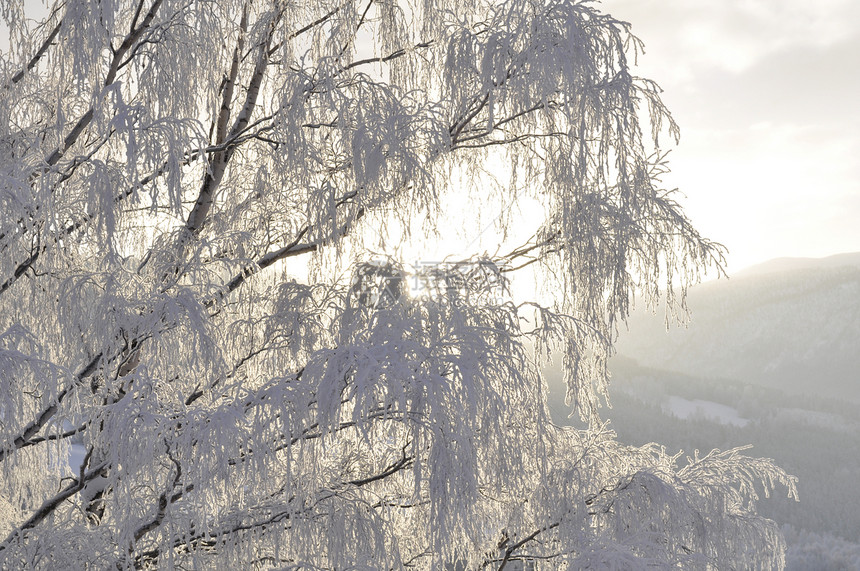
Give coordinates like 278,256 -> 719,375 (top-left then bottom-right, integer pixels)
0,0 -> 796,569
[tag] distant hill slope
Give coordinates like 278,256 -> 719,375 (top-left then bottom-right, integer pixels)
615,252 -> 860,401
735,252 -> 860,277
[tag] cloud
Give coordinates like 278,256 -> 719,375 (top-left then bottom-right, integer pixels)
602,0 -> 860,78
596,0 -> 860,269
672,35 -> 860,135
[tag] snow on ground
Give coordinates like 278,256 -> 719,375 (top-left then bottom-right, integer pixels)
663,395 -> 750,427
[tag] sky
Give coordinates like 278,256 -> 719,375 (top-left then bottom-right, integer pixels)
599,0 -> 860,274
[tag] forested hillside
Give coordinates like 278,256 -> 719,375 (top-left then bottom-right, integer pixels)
616,254 -> 860,400
544,254 -> 860,569
546,357 -> 860,569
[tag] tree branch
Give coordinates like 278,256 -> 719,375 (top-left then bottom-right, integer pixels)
38,0 -> 164,169
132,440 -> 183,542
0,353 -> 102,463
7,17 -> 63,87
184,7 -> 271,239
0,459 -> 110,553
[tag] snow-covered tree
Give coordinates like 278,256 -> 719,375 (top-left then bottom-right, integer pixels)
0,0 -> 796,569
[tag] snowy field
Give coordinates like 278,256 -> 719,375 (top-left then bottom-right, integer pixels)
663,395 -> 750,427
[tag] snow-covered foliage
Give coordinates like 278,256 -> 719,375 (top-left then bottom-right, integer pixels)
0,0 -> 795,568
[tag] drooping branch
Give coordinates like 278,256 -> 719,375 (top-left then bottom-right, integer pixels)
341,41 -> 434,73
484,522 -> 560,570
0,120 -> 273,299
40,0 -> 165,170
266,2 -> 347,55
130,449 -> 417,567
6,17 -> 63,87
214,194 -> 363,302
0,353 -> 102,463
132,440 -> 183,543
348,445 -> 413,487
0,459 -> 110,553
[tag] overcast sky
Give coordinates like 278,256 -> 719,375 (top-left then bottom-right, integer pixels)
600,0 -> 860,273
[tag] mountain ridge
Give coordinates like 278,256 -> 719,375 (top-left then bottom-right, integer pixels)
616,252 -> 860,401
733,251 -> 860,278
